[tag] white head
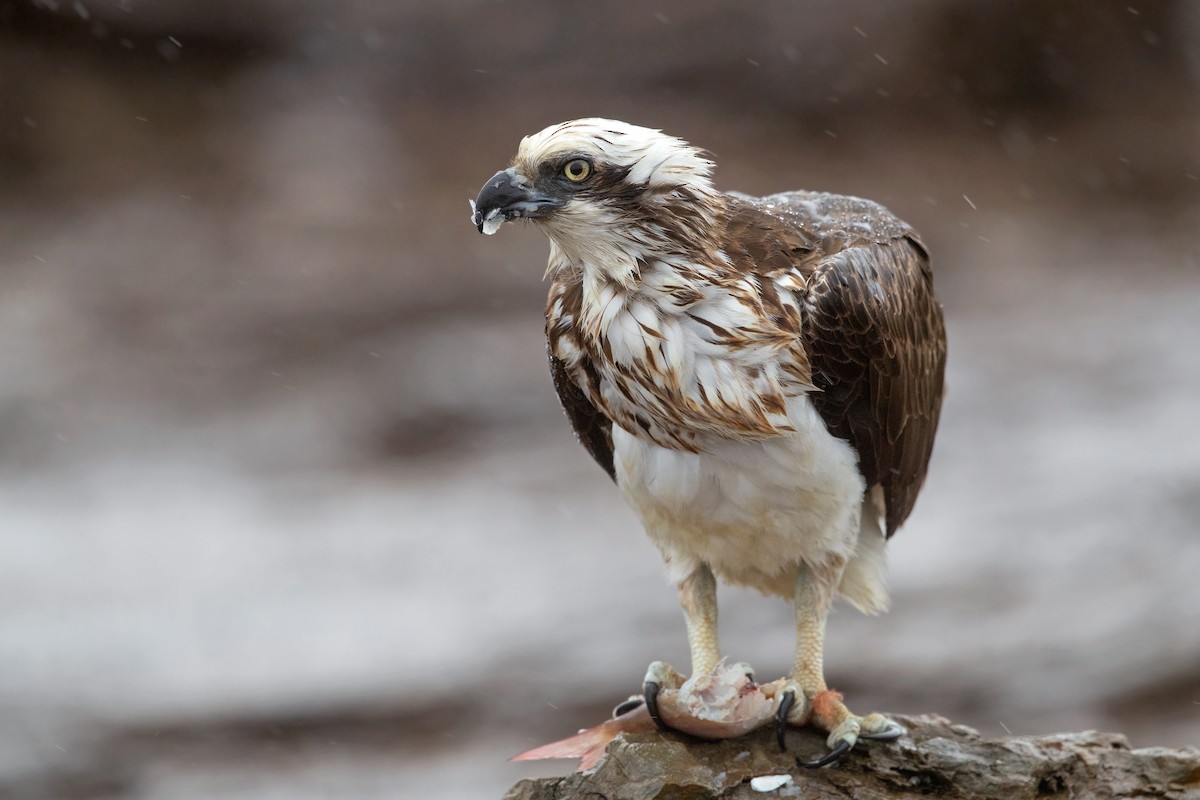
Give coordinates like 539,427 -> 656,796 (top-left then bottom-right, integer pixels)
515,118 -> 714,195
472,119 -> 720,283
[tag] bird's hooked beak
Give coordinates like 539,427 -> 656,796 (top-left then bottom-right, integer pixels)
471,167 -> 564,234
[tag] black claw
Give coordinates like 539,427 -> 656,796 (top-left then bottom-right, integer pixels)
643,681 -> 670,732
864,729 -> 902,743
860,724 -> 905,742
797,738 -> 853,769
775,689 -> 796,751
612,697 -> 644,718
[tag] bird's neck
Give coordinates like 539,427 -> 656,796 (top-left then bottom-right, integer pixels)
542,212 -> 655,292
542,194 -> 729,297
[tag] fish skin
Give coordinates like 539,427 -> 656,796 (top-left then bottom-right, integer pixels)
512,704 -> 656,771
512,666 -> 782,771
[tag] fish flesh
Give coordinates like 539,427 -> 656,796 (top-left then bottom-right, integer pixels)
468,199 -> 505,235
513,662 -> 782,771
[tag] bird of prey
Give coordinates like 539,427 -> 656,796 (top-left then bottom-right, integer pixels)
471,119 -> 946,766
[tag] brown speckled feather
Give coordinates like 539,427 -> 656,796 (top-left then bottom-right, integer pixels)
726,191 -> 947,536
548,350 -> 615,481
545,187 -> 945,534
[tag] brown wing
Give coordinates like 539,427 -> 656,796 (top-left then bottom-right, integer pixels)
548,351 -> 616,481
802,238 -> 946,536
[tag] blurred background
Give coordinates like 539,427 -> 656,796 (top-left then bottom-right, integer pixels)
1,1 -> 1198,798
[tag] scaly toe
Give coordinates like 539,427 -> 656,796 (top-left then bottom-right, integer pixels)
796,692 -> 906,767
796,712 -> 906,767
825,717 -> 861,751
859,714 -> 906,741
642,661 -> 685,689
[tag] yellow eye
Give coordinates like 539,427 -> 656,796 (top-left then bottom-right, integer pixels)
563,159 -> 592,182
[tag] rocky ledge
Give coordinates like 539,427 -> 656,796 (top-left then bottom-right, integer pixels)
504,714 -> 1200,800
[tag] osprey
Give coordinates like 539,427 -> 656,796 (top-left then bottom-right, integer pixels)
471,119 -> 946,766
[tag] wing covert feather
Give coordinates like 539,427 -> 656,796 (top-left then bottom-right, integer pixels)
803,240 -> 946,536
548,352 -> 616,481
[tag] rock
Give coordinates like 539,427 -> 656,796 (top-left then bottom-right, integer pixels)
502,714 -> 1200,800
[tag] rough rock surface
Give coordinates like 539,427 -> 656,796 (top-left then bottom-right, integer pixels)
503,715 -> 1200,800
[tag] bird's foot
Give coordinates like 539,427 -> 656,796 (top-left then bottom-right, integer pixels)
768,679 -> 810,751
776,687 -> 905,768
641,661 -> 686,731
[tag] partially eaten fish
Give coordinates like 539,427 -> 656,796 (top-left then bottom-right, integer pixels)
468,199 -> 505,235
513,662 -> 782,771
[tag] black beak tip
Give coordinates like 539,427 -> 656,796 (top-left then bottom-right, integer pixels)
469,199 -> 490,233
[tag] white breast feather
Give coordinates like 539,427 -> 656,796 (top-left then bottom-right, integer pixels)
613,396 -> 885,607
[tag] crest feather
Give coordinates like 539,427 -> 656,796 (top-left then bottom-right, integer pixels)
517,118 -> 714,192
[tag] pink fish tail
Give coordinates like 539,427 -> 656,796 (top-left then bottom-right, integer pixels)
511,724 -> 618,771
